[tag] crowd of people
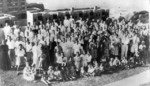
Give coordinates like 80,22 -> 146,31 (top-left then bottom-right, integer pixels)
0,13 -> 149,85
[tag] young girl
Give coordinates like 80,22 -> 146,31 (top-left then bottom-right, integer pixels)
23,62 -> 34,81
99,63 -> 104,73
16,44 -> 26,75
41,71 -> 49,86
121,57 -> 128,69
128,57 -> 135,68
53,66 -> 62,81
93,61 -> 101,76
87,64 -> 95,76
47,66 -> 54,81
80,67 -> 86,77
113,57 -> 121,71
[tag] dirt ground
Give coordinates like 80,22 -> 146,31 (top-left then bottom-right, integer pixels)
0,66 -> 149,86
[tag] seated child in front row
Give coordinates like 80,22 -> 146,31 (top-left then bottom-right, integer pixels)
47,66 -> 54,81
93,61 -> 101,76
112,57 -> 121,71
53,66 -> 62,81
121,57 -> 129,69
23,62 -> 34,81
128,57 -> 135,68
23,63 -> 37,82
41,71 -> 50,86
87,64 -> 95,76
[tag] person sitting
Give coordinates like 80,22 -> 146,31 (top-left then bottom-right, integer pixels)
30,65 -> 38,82
107,58 -> 114,71
128,57 -> 135,68
80,67 -> 86,77
62,56 -> 67,66
53,66 -> 62,81
41,71 -> 50,86
69,64 -> 77,80
23,62 -> 34,81
121,57 -> 128,69
112,57 -> 121,71
87,64 -> 95,76
93,61 -> 101,76
86,51 -> 92,64
61,66 -> 69,81
47,66 -> 54,81
99,63 -> 104,73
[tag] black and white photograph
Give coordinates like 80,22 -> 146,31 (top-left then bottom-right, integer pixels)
0,0 -> 150,86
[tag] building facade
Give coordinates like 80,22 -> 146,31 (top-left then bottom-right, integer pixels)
0,0 -> 26,15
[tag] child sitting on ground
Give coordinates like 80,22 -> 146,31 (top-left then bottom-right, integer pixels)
30,65 -> 38,82
93,61 -> 101,76
53,66 -> 62,81
47,66 -> 54,81
121,57 -> 128,69
61,66 -> 69,81
128,57 -> 135,68
99,63 -> 104,72
41,71 -> 50,86
87,64 -> 95,76
107,58 -> 114,71
80,67 -> 86,77
23,62 -> 34,81
112,57 -> 121,71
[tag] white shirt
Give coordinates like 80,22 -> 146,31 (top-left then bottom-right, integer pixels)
26,43 -> 32,52
86,54 -> 92,63
14,28 -> 20,37
55,53 -> 63,64
15,41 -> 25,49
121,35 -> 130,45
64,19 -> 70,27
7,40 -> 15,49
3,26 -> 11,39
16,48 -> 25,57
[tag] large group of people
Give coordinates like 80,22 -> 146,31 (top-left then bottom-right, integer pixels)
0,13 -> 149,85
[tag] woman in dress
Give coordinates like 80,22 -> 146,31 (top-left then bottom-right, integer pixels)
0,40 -> 11,70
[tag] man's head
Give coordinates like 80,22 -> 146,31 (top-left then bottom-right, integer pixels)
19,44 -> 23,50
5,22 -> 8,26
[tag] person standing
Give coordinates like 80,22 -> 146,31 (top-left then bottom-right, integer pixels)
15,44 -> 25,74
6,36 -> 16,68
3,23 -> 11,40
0,40 -> 11,70
130,33 -> 140,57
121,31 -> 130,59
73,52 -> 81,73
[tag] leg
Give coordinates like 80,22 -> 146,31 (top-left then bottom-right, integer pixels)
16,65 -> 20,75
121,45 -> 125,59
41,78 -> 49,85
125,45 -> 128,58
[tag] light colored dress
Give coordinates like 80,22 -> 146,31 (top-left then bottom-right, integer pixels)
74,56 -> 81,70
32,45 -> 42,68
